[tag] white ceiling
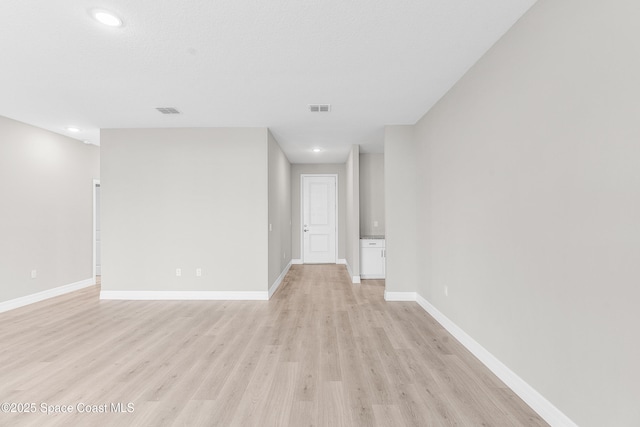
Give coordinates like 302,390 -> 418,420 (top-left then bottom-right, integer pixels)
0,0 -> 536,163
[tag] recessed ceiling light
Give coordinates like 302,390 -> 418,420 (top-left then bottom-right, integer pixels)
92,10 -> 123,27
312,148 -> 322,153
83,140 -> 91,145
66,126 -> 81,132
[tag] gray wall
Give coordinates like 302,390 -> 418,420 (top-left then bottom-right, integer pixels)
291,164 -> 346,260
394,0 -> 640,425
268,131 -> 292,289
101,128 -> 269,292
359,153 -> 385,237
384,126 -> 418,294
0,115 -> 99,304
345,145 -> 360,278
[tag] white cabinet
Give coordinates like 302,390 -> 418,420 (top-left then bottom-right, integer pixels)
360,239 -> 385,279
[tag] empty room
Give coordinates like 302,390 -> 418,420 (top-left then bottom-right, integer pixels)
0,0 -> 638,426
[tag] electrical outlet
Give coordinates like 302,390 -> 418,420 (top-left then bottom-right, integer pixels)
269,223 -> 272,232
31,269 -> 37,279
444,285 -> 448,297
176,268 -> 182,277
283,251 -> 286,259
373,220 -> 379,227
196,268 -> 202,277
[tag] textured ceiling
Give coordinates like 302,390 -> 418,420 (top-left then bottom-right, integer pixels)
0,0 -> 536,163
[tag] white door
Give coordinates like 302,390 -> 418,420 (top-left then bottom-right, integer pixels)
302,175 -> 337,264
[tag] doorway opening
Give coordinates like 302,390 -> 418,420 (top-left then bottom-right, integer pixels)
93,179 -> 101,284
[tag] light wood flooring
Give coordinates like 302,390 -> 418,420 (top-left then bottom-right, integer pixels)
0,265 -> 547,426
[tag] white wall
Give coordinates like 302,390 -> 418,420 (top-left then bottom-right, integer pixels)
345,145 -> 360,280
290,164 -> 346,260
268,131 -> 292,290
0,115 -> 99,305
359,153 -> 385,237
100,128 -> 269,293
384,126 -> 418,294
392,0 -> 640,425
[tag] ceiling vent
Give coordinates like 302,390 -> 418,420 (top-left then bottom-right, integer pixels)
156,107 -> 181,114
309,104 -> 331,113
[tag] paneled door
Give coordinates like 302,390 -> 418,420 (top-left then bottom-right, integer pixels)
302,175 -> 337,264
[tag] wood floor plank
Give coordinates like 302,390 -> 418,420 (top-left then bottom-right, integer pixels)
0,265 -> 547,426
317,381 -> 350,427
231,345 -> 280,427
256,361 -> 298,427
372,404 -> 403,427
170,399 -> 217,427
393,383 -> 441,427
287,400 -> 314,427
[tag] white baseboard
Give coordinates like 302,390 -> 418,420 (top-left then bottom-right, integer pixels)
384,291 -> 416,301
268,261 -> 292,299
291,259 -> 303,265
343,261 -> 361,283
415,294 -> 578,427
0,278 -> 95,314
100,290 -> 269,301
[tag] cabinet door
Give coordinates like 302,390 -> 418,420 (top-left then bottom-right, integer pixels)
361,247 -> 385,278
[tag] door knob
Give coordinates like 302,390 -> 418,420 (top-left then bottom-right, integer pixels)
303,224 -> 309,232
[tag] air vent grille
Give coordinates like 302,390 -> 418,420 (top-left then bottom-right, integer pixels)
309,104 -> 331,113
156,107 -> 181,114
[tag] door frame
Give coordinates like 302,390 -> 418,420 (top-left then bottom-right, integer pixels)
300,174 -> 338,264
92,179 -> 100,283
